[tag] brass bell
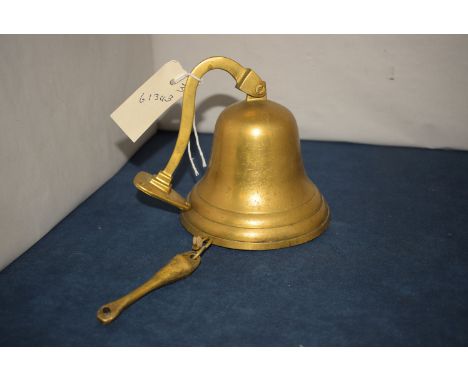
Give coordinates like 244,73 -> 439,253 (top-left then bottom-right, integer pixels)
180,98 -> 330,249
134,56 -> 330,249
97,56 -> 330,324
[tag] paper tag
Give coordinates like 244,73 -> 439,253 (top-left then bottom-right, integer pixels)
111,60 -> 187,142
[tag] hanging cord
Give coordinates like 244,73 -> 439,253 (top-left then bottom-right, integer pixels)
170,72 -> 203,85
192,117 -> 207,167
170,72 -> 207,177
187,119 -> 199,176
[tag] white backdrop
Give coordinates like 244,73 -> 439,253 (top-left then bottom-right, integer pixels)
0,35 -> 154,269
154,35 -> 468,150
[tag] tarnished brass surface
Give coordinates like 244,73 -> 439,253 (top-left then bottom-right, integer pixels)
97,238 -> 211,324
134,56 -> 330,250
99,57 -> 331,325
181,99 -> 330,249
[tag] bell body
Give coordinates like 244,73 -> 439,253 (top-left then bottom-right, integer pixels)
180,99 -> 330,250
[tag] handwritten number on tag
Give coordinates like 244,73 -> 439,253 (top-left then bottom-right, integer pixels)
138,92 -> 174,103
138,82 -> 185,104
176,82 -> 186,93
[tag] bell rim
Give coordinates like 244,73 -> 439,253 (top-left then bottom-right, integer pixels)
180,201 -> 331,251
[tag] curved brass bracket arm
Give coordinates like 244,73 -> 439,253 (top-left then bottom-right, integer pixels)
133,56 -> 266,210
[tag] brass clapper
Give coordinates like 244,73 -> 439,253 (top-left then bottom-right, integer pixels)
97,237 -> 211,324
97,57 -> 330,324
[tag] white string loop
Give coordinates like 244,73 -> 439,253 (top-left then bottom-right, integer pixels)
193,118 -> 207,168
187,135 -> 199,177
170,72 -> 203,85
187,114 -> 207,177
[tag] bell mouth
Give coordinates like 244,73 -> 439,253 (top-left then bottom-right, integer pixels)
180,192 -> 330,251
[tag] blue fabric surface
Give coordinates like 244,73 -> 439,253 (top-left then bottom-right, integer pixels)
1,131 -> 468,346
